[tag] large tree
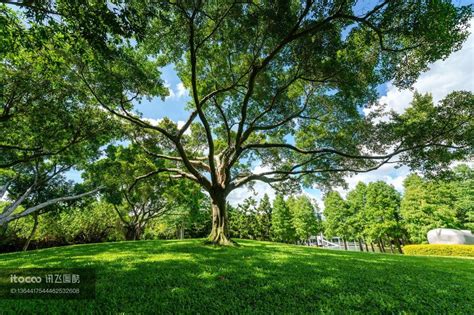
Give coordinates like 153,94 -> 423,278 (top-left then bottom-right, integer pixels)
4,1 -> 473,244
0,5 -> 121,227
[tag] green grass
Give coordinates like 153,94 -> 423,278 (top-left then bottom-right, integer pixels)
0,239 -> 473,314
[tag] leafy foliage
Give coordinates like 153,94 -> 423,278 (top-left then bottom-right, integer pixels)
323,191 -> 349,238
401,164 -> 474,243
271,194 -> 295,242
84,144 -> 207,240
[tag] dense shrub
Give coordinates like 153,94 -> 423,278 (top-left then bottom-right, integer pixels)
404,244 -> 474,258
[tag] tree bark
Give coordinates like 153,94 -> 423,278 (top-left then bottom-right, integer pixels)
124,223 -> 141,241
394,238 -> 403,254
207,193 -> 233,245
377,239 -> 384,252
23,214 -> 39,251
0,222 -> 8,239
358,238 -> 364,251
177,223 -> 184,239
343,238 -> 348,250
370,243 -> 375,252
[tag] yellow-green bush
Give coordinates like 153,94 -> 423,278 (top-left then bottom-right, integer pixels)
404,244 -> 474,258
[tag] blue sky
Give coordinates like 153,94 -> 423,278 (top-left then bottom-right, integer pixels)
67,1 -> 474,208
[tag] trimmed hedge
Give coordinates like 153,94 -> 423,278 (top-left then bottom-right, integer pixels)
404,244 -> 474,258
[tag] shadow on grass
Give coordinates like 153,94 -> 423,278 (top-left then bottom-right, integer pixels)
0,239 -> 473,313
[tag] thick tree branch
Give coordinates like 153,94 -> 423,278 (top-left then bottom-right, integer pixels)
129,168 -> 199,193
188,10 -> 217,183
140,146 -> 211,171
80,70 -> 210,187
234,1 -> 345,147
0,186 -> 103,225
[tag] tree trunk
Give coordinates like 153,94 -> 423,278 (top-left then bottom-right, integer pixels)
380,240 -> 386,253
207,194 -> 233,245
358,238 -> 364,252
0,222 -> 8,239
364,240 -> 369,252
394,238 -> 403,254
343,238 -> 348,250
370,243 -> 375,252
23,214 -> 39,251
124,223 -> 141,241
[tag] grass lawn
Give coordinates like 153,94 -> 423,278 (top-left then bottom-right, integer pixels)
0,239 -> 473,313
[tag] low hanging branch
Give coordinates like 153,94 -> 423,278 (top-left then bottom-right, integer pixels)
0,186 -> 103,225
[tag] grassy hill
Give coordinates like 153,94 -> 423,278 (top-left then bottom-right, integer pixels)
0,239 -> 473,313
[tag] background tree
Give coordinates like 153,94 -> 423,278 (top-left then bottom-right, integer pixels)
400,174 -> 433,244
323,191 -> 350,249
363,181 -> 403,253
271,194 -> 295,243
257,194 -> 273,241
289,195 -> 320,244
3,1 -> 473,245
401,164 -> 474,243
84,144 -> 203,240
146,196 -> 211,240
346,182 -> 369,251
242,197 -> 261,240
450,165 -> 474,231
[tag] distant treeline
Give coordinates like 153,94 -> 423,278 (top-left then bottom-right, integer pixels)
1,165 -> 471,253
323,164 -> 473,253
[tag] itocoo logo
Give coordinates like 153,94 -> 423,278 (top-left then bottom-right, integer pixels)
10,274 -> 42,283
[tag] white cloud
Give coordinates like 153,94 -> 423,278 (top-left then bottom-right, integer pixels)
176,82 -> 188,98
164,81 -> 189,100
164,81 -> 176,100
367,19 -> 474,117
142,117 -> 163,126
227,165 -> 276,206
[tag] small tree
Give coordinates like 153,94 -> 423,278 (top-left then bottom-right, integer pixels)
323,191 -> 350,249
289,195 -> 319,244
271,194 -> 295,243
346,182 -> 369,250
257,194 -> 273,241
85,144 -> 201,240
364,181 -> 403,253
233,197 -> 260,239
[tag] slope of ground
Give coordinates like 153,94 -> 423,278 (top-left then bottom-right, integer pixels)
0,239 -> 473,313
